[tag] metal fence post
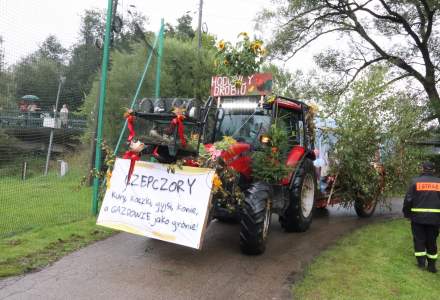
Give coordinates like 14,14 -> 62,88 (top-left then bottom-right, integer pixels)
155,18 -> 165,98
92,0 -> 113,215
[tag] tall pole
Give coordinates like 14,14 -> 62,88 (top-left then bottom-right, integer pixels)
92,0 -> 113,215
197,0 -> 203,49
155,19 -> 165,98
44,76 -> 65,176
114,26 -> 161,154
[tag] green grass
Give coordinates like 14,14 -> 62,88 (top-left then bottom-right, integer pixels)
293,219 -> 440,300
0,218 -> 113,277
0,169 -> 91,237
0,167 -> 113,278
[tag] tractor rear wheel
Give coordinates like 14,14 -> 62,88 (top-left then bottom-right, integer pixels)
280,159 -> 315,232
240,182 -> 272,255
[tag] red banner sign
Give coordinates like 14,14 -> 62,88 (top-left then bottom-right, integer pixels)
210,73 -> 273,97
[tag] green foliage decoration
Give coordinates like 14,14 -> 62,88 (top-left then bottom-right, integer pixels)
252,124 -> 291,184
326,67 -> 426,206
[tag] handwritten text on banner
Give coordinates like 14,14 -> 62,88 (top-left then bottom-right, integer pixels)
97,158 -> 215,249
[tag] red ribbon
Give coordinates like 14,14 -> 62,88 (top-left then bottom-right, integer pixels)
122,150 -> 140,185
171,115 -> 186,147
126,114 -> 136,142
122,112 -> 139,185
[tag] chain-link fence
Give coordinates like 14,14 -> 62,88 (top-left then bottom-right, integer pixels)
0,0 -> 217,239
0,1 -> 100,238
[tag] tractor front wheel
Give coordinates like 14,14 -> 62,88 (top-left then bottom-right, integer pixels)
240,182 -> 272,255
280,159 -> 315,232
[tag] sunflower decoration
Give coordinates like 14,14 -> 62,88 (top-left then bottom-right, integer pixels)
214,32 -> 267,86
250,40 -> 263,54
238,32 -> 249,40
217,40 -> 226,51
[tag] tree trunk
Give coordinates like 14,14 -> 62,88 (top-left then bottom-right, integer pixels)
424,82 -> 440,123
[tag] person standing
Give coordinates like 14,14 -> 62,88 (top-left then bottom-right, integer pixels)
60,104 -> 69,128
403,161 -> 440,273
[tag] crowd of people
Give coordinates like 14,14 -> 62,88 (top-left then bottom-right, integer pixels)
16,100 -> 69,128
19,101 -> 40,112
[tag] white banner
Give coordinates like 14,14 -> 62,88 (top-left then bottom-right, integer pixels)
97,158 -> 215,249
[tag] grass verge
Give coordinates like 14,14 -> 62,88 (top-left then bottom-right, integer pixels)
293,219 -> 439,300
0,218 -> 113,278
0,169 -> 91,237
0,166 -> 113,278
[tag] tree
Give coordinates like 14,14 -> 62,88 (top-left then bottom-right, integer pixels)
11,35 -> 67,109
62,8 -> 150,111
165,13 -> 196,41
80,9 -> 106,46
79,8 -> 149,50
262,64 -> 315,99
176,13 -> 196,41
13,53 -> 62,108
38,35 -> 67,63
260,1 -> 440,119
0,36 -> 5,73
0,36 -> 11,108
63,44 -> 101,110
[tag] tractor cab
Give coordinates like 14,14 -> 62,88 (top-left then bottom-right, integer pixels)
213,96 -> 271,146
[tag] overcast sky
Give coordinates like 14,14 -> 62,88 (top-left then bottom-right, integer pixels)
0,0 -> 284,64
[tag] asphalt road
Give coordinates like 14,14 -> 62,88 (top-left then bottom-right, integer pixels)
0,200 -> 401,300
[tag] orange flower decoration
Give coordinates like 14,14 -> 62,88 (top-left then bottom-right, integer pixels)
213,173 -> 222,189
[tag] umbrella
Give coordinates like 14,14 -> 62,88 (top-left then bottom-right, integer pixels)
21,95 -> 40,101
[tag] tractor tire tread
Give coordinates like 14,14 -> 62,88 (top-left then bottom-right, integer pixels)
240,182 -> 271,255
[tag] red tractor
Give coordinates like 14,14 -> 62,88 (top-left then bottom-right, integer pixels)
128,73 -> 378,254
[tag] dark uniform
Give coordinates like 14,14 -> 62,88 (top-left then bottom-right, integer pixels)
403,162 -> 440,273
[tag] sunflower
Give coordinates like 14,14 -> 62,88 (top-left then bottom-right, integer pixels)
251,40 -> 263,53
218,40 -> 225,50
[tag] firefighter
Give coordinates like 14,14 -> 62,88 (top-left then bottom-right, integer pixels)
403,161 -> 440,273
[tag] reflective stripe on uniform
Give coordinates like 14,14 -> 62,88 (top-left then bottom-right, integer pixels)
415,251 -> 427,256
427,253 -> 438,259
411,208 -> 440,213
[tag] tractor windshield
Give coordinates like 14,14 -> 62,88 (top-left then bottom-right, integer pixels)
215,97 -> 271,146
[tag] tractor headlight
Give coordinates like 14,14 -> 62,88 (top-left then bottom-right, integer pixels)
259,134 -> 271,145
